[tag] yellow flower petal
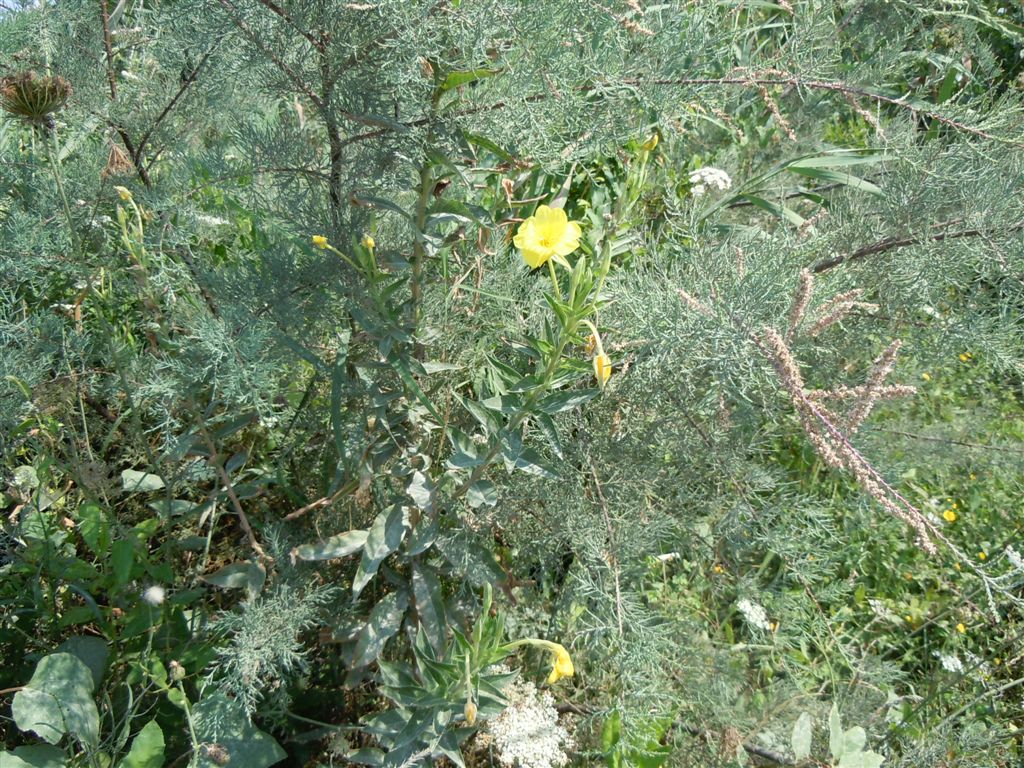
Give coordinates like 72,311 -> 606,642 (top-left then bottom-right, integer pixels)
514,204 -> 582,268
362,234 -> 375,249
956,623 -> 966,633
943,509 -> 957,523
642,133 -> 659,151
546,644 -> 574,684
312,235 -> 329,249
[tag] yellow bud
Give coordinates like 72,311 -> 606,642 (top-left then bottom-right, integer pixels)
114,186 -> 132,201
956,623 -> 966,634
362,234 -> 375,249
463,700 -> 478,725
921,372 -> 931,381
593,353 -> 612,387
641,133 -> 659,152
312,235 -> 329,249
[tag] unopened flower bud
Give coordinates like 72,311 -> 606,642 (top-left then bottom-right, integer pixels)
169,660 -> 186,681
114,186 -> 133,202
362,234 -> 375,249
464,699 -> 478,725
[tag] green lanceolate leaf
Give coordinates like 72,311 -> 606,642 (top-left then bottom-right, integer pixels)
120,469 -> 165,493
353,504 -> 409,597
292,529 -> 369,561
791,711 -> 812,761
353,590 -> 411,667
412,562 -> 446,655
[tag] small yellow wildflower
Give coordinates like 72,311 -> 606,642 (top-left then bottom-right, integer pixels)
956,623 -> 966,634
513,204 -> 582,269
546,643 -> 575,684
921,372 -> 931,381
362,234 -> 375,249
952,502 -> 958,509
994,657 -> 1001,665
943,509 -> 957,523
463,699 -> 478,725
312,235 -> 329,249
954,562 -> 961,571
641,133 -> 659,152
593,353 -> 612,387
905,615 -> 914,624
970,473 -> 977,481
978,551 -> 987,561
959,353 -> 970,363
713,564 -> 724,574
508,638 -> 575,685
114,186 -> 133,202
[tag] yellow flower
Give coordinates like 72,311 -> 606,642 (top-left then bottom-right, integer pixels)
954,562 -> 961,571
978,551 -> 987,561
959,353 -> 969,363
362,234 -> 375,249
956,622 -> 966,634
513,204 -> 582,269
312,235 -> 329,249
593,353 -> 612,387
713,564 -> 724,573
641,133 -> 659,152
943,509 -> 957,523
921,372 -> 931,381
463,699 -> 478,725
546,643 -> 575,684
114,186 -> 133,202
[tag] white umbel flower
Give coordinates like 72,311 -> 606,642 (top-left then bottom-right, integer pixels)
736,598 -> 771,631
142,585 -> 166,606
689,167 -> 733,197
1006,545 -> 1024,571
486,681 -> 573,768
935,652 -> 964,673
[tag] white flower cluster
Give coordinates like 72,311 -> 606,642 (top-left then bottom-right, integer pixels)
934,652 -> 964,674
1005,545 -> 1024,571
689,167 -> 733,197
736,598 -> 771,631
486,681 -> 573,768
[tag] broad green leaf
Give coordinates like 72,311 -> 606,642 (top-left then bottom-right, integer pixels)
118,720 -> 165,768
791,711 -> 813,761
55,636 -> 108,689
201,562 -> 266,594
0,745 -> 67,768
120,469 -> 165,493
467,479 -> 498,508
353,590 -> 410,667
353,505 -> 408,597
77,503 -> 109,555
12,653 -> 99,747
193,693 -> 286,768
292,530 -> 369,561
837,752 -> 885,768
840,726 -> 868,755
407,470 -> 435,513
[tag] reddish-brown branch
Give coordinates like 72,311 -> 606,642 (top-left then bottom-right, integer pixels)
813,220 -> 1024,273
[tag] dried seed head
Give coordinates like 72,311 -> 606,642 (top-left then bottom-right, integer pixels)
1,71 -> 72,127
